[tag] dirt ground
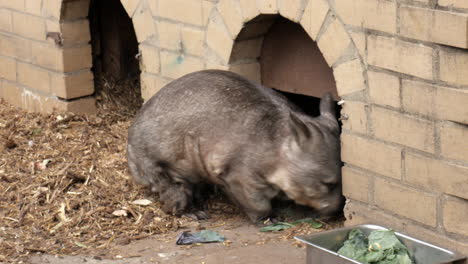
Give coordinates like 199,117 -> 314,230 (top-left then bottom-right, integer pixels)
0,82 -> 344,263
28,222 -> 308,264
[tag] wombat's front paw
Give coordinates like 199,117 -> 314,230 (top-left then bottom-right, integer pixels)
184,210 -> 210,220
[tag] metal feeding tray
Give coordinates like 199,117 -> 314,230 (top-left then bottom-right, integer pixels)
295,224 -> 466,264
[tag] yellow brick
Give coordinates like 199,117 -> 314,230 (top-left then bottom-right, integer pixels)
61,0 -> 90,20
17,62 -> 50,93
402,82 -> 468,124
139,44 -> 160,74
1,81 -> 23,107
0,9 -> 12,32
374,177 -> 437,226
230,38 -> 263,62
256,0 -> 278,14
63,97 -> 96,115
402,79 -> 435,117
342,167 -> 369,203
400,6 -> 468,49
4,83 -> 96,114
206,63 -> 230,71
439,0 -> 468,9
341,133 -> 402,179
371,107 -> 434,152
405,153 -> 468,200
25,0 -> 42,15
404,224 -> 468,256
368,35 -> 433,80
160,51 -> 204,79
31,42 -> 63,71
121,0 -> 140,17
140,73 -> 170,100
61,20 -> 91,45
202,1 -> 215,26
300,0 -> 329,41
344,201 -> 408,232
45,19 -> 60,33
317,18 -> 351,66
62,45 -> 92,72
50,71 -> 94,99
157,21 -> 181,51
435,87 -> 468,124
240,0 -> 259,22
21,93 -> 95,114
0,35 -> 32,62
0,56 -> 16,81
440,122 -> 468,162
42,0 -> 62,19
440,48 -> 468,86
368,71 -> 400,108
229,62 -> 261,83
443,198 -> 468,237
349,31 -> 366,58
341,101 -> 368,134
12,12 -> 46,41
133,8 -> 156,43
158,0 -> 203,26
206,14 -> 234,63
333,59 -> 365,96
335,0 -> 397,33
148,0 -> 157,16
218,0 -> 243,38
181,28 -> 204,56
278,0 -> 304,22
0,0 -> 25,11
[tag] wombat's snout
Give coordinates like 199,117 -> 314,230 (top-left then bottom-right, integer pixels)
315,189 -> 345,217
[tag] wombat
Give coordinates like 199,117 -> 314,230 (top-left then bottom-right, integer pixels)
127,70 -> 343,223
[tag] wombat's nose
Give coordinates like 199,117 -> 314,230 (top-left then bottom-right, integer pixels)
319,201 -> 331,209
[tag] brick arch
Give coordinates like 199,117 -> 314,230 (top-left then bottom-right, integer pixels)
205,0 -> 366,98
58,0 -> 156,45
54,0 -> 157,110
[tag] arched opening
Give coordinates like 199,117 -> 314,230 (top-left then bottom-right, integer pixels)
230,15 -> 341,120
229,15 -> 344,217
88,0 -> 143,114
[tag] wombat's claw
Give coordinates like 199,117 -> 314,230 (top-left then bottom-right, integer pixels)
264,216 -> 282,224
184,210 -> 210,221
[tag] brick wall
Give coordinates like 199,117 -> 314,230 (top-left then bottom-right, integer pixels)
0,0 -> 467,256
0,0 -> 95,113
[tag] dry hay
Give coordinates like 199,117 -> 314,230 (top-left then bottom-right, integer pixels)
0,100 -> 176,262
0,78 -> 344,262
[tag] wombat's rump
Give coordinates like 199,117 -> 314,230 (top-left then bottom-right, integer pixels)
127,70 -> 343,223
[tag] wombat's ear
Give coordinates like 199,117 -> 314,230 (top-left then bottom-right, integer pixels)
319,92 -> 335,117
289,113 -> 311,145
319,92 -> 340,133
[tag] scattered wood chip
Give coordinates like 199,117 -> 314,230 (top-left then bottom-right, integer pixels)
131,199 -> 152,206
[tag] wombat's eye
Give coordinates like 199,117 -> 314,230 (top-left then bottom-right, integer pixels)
323,182 -> 337,191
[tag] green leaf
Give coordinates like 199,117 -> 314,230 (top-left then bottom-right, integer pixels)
259,222 -> 294,232
32,128 -> 42,135
337,229 -> 369,263
291,218 -> 323,229
74,241 -> 89,248
337,229 -> 414,264
368,230 -> 405,251
196,230 -> 225,242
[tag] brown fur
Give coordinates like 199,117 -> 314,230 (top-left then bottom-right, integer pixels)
127,70 -> 343,223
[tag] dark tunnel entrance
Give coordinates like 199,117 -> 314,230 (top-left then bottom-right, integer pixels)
261,17 -> 342,123
89,0 -> 143,115
230,15 -> 345,217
